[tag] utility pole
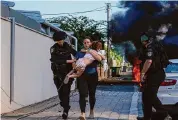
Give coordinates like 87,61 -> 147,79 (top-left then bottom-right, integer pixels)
106,3 -> 111,78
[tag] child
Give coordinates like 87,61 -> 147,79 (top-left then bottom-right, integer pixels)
64,41 -> 105,84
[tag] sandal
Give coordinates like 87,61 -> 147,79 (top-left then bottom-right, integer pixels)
88,114 -> 94,119
79,116 -> 86,120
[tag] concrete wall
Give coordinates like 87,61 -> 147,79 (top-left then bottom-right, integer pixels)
1,18 -> 75,114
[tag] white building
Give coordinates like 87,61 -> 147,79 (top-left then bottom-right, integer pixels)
1,1 -> 77,114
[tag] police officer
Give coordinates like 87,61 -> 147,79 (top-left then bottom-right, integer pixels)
139,34 -> 169,120
50,31 -> 76,119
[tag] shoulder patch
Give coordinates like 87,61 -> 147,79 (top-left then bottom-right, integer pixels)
50,48 -> 55,53
147,51 -> 153,57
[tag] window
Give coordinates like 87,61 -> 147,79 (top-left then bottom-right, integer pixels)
165,63 -> 178,73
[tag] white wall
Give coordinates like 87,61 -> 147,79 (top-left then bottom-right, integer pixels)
1,18 -> 75,114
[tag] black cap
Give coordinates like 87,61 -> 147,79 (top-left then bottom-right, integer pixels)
53,31 -> 67,41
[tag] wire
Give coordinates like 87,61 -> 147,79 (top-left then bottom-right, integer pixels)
42,6 -> 105,16
1,87 -> 25,107
41,5 -> 121,16
42,9 -> 105,16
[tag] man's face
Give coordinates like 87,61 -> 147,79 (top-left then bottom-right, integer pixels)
57,40 -> 64,46
83,39 -> 91,49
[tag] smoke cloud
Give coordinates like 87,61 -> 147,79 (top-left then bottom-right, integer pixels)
111,1 -> 178,61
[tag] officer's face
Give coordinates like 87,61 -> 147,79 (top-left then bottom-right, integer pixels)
141,41 -> 147,47
57,40 -> 64,46
83,39 -> 91,49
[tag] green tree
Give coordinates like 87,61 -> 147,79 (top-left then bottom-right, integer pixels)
104,44 -> 123,67
46,15 -> 107,50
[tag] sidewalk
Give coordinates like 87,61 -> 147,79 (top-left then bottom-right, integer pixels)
1,85 -> 143,120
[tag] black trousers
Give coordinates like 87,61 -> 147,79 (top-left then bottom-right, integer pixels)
77,72 -> 98,113
142,70 -> 166,120
53,73 -> 73,112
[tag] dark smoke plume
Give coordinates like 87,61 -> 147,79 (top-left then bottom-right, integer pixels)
111,1 -> 178,61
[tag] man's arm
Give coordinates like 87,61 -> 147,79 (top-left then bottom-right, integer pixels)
66,42 -> 77,56
68,44 -> 77,56
141,59 -> 152,74
50,56 -> 75,64
141,45 -> 154,78
71,47 -> 77,56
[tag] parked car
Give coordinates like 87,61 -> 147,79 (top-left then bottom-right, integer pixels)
158,59 -> 178,105
157,59 -> 178,119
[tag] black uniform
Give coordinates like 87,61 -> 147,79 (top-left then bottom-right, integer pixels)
139,42 -> 168,120
50,42 -> 76,112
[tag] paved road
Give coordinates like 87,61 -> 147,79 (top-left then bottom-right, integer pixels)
2,85 -> 143,120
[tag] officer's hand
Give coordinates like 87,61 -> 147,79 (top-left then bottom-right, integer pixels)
140,73 -> 146,83
72,59 -> 76,62
67,59 -> 76,63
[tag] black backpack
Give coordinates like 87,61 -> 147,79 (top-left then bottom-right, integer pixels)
154,41 -> 170,68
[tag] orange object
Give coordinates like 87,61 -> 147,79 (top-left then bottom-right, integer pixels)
132,57 -> 142,82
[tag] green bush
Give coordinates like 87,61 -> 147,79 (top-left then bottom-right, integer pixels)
104,44 -> 123,67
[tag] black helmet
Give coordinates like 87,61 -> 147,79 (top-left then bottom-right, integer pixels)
53,31 -> 67,41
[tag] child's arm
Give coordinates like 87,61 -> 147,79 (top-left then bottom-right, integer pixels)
88,50 -> 102,62
98,53 -> 106,60
67,69 -> 75,76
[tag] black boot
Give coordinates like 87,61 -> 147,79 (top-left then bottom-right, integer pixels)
62,107 -> 70,119
62,112 -> 68,119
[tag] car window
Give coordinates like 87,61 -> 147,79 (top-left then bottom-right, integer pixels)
165,63 -> 178,73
